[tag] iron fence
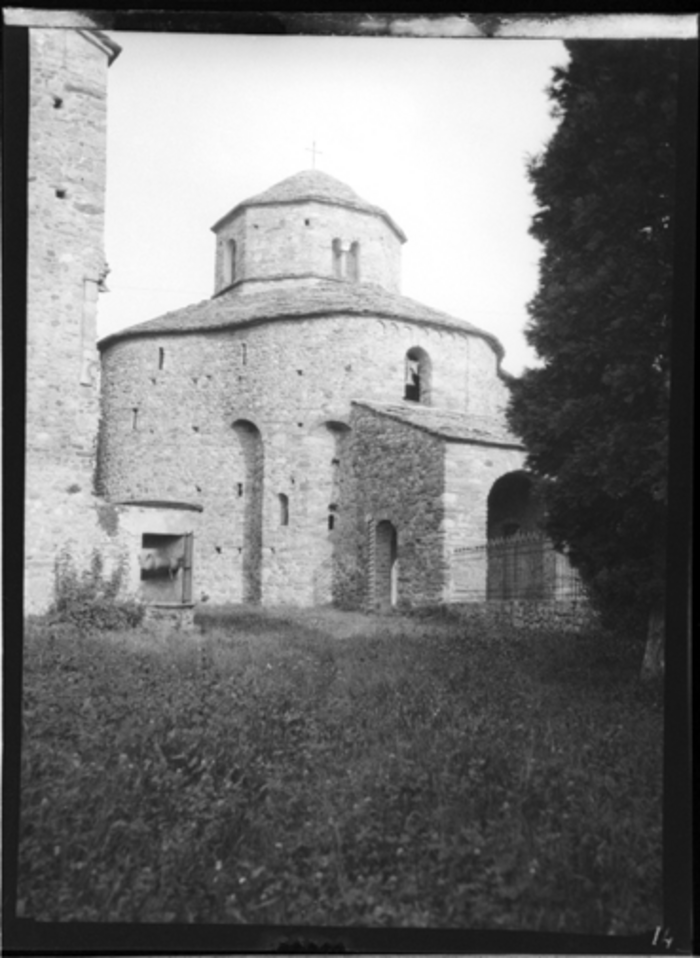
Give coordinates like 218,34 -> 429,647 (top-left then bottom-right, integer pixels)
452,531 -> 586,602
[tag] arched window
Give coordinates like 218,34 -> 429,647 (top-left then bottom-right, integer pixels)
404,347 -> 432,404
331,239 -> 360,282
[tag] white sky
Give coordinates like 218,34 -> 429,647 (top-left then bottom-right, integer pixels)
99,33 -> 571,375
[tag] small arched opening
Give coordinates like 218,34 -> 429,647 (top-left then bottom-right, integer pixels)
278,493 -> 289,527
404,347 -> 432,404
375,520 -> 398,611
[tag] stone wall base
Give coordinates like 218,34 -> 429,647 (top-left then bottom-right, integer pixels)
453,599 -> 596,633
142,604 -> 198,633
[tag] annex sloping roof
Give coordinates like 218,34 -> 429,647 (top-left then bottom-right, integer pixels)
352,400 -> 522,448
98,280 -> 505,358
211,169 -> 407,242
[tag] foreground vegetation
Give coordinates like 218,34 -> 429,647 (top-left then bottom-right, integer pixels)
18,606 -> 662,931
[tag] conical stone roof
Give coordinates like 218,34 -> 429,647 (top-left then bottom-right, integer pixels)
98,280 -> 504,362
211,169 -> 406,242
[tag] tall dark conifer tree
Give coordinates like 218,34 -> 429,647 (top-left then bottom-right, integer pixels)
507,41 -> 679,673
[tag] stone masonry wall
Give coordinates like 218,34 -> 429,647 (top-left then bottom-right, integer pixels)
347,405 -> 446,609
25,29 -> 129,613
99,313 -> 499,605
443,442 -> 525,601
214,201 -> 402,295
465,335 -> 512,420
454,599 -> 596,633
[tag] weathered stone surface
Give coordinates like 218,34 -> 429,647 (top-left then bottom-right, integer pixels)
454,599 -> 597,632
26,35 -> 541,616
24,29 -> 126,613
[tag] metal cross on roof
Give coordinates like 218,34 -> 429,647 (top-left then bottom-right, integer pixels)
305,140 -> 323,169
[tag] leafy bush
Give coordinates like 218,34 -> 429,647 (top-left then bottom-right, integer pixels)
48,547 -> 144,632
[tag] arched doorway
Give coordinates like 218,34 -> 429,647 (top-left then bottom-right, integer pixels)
232,419 -> 264,603
486,471 -> 544,599
375,520 -> 398,611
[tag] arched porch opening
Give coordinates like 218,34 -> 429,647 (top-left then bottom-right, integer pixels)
486,470 -> 545,599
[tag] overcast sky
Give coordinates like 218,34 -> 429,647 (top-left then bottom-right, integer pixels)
98,33 -> 571,375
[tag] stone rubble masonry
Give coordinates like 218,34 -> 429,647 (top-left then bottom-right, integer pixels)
443,442 -> 525,600
26,31 -> 529,614
454,600 -> 597,632
214,201 -> 402,296
98,309 -> 516,607
347,405 -> 447,609
24,29 -> 128,614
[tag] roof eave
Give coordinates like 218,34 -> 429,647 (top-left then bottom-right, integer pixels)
211,196 -> 407,243
350,401 -> 523,450
77,29 -> 122,65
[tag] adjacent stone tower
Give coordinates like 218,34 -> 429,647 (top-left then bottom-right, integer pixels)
24,28 -> 124,612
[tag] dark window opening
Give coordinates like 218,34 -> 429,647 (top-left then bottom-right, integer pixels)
53,96 -> 63,108
279,493 -> 289,527
404,347 -> 431,404
297,369 -> 303,376
328,514 -> 335,531
132,408 -> 139,431
139,532 -> 193,604
241,343 -> 247,365
305,218 -> 311,226
237,482 -> 244,497
55,189 -> 66,199
192,425 -> 199,432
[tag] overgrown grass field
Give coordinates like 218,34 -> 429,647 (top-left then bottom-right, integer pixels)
18,607 -> 662,931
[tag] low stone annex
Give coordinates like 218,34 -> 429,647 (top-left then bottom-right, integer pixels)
25,26 -> 563,617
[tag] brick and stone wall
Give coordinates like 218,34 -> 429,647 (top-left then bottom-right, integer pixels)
454,599 -> 597,633
23,29 -> 527,618
25,28 -> 129,613
347,405 -> 446,609
465,336 -> 512,419
99,311 -> 504,606
213,201 -> 402,295
442,442 -> 525,601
